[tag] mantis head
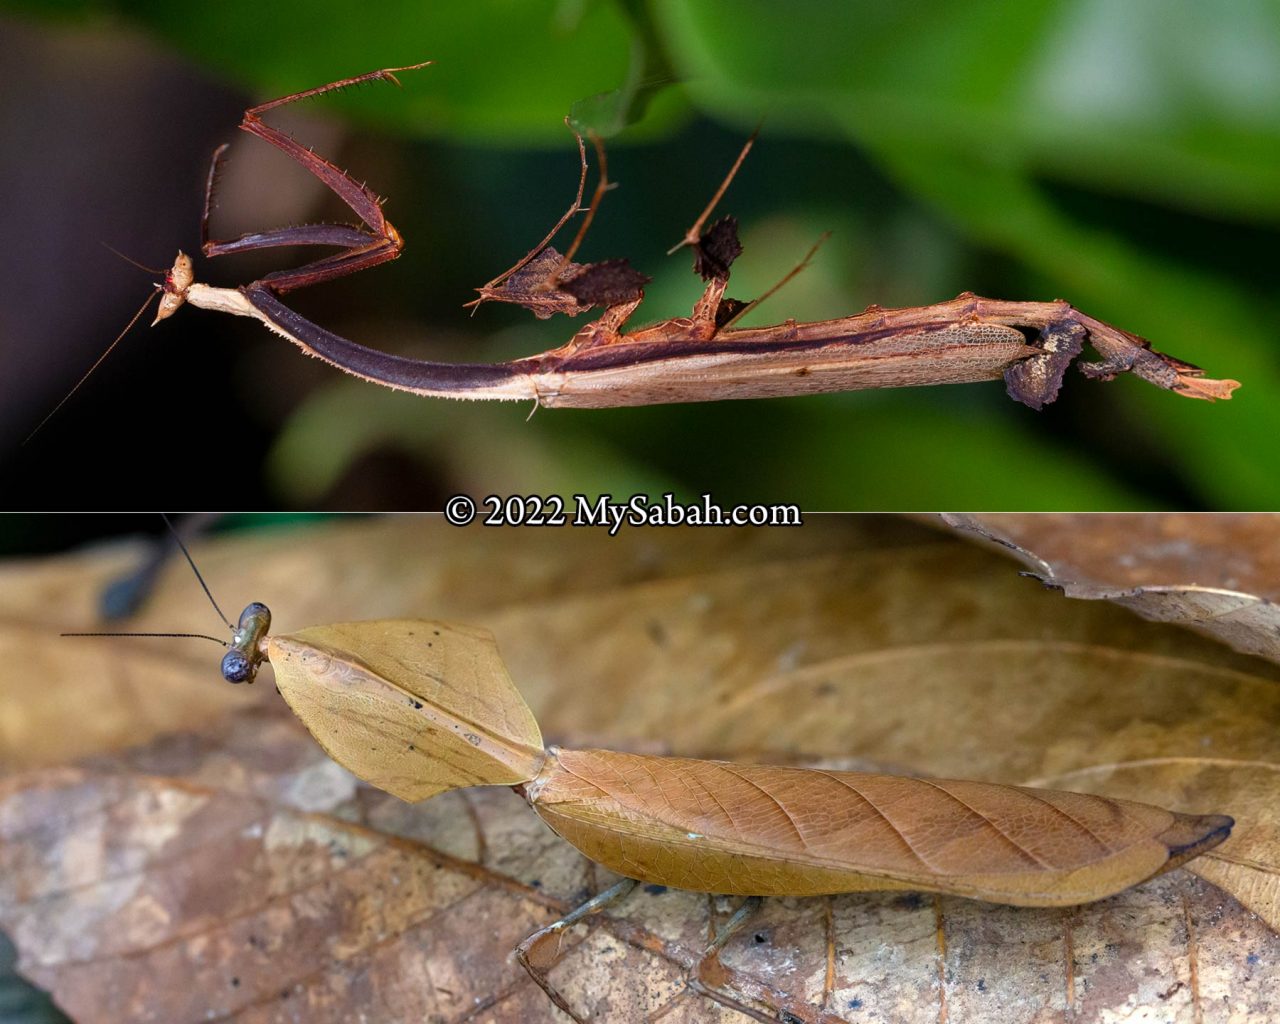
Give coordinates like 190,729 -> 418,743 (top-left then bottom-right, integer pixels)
221,602 -> 272,683
153,251 -> 194,325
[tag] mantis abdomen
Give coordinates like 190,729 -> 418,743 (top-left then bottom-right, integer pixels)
525,747 -> 1231,906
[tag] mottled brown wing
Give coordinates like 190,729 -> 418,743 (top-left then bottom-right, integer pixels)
527,749 -> 1231,906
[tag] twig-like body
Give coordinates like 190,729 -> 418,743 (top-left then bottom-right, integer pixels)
153,65 -> 1237,412
182,282 -> 1234,409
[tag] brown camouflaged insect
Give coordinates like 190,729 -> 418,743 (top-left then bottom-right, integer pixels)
67,529 -> 1234,1021
41,63 -> 1237,433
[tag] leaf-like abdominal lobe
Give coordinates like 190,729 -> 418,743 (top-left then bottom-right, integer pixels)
268,621 -> 544,802
527,749 -> 1232,906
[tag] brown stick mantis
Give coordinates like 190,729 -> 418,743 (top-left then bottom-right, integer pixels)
69,63 -> 1239,420
71,534 -> 1234,1022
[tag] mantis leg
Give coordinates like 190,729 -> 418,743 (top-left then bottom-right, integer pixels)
689,277 -> 730,338
668,133 -> 757,258
650,894 -> 811,1024
555,297 -> 644,355
650,896 -> 840,1023
665,134 -> 758,337
238,64 -> 427,234
468,133 -> 589,308
198,66 -> 429,294
469,133 -> 650,319
204,216 -> 400,295
684,897 -> 781,1023
515,876 -> 639,1023
205,224 -> 383,256
201,143 -> 381,256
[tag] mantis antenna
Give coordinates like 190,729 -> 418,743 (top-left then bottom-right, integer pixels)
159,513 -> 232,629
22,289 -> 160,445
61,516 -> 272,683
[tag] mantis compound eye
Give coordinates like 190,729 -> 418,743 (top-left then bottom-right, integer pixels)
221,649 -> 255,683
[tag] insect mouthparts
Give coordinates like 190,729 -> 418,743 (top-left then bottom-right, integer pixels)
153,252 -> 194,325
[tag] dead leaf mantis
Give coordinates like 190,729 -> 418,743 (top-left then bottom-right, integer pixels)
45,62 -> 1238,431
70,530 -> 1234,1022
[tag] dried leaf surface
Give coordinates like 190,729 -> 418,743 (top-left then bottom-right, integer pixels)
271,621 -> 543,801
3,518 -> 1280,1021
941,513 -> 1280,664
531,748 -> 1230,905
1,715 -> 1276,1024
1028,759 -> 1280,932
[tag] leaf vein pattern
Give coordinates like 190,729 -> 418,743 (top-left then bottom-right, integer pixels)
1014,788 -> 1113,854
657,760 -> 747,836
31,832 -> 383,968
811,769 -> 942,874
915,778 -> 1052,869
714,764 -> 810,851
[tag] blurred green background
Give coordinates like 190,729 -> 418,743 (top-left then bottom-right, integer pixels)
1,0 -> 1277,510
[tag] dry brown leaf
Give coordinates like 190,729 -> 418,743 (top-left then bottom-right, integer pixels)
530,747 -> 1230,906
1,713 -> 1276,1024
697,641 -> 1280,775
266,616 -> 1232,911
1027,759 -> 1280,932
3,517 -> 1280,1021
940,513 -> 1280,664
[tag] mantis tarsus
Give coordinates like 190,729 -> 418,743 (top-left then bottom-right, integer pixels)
73,537 -> 1234,1022
111,64 -> 1240,414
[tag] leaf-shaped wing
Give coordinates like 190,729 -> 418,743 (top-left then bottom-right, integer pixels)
1028,757 -> 1280,930
528,749 -> 1231,906
269,620 -> 544,802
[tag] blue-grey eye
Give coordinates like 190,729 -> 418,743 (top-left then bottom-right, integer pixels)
221,649 -> 254,683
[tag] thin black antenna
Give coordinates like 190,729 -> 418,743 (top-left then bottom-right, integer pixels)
61,631 -> 229,646
161,513 -> 233,630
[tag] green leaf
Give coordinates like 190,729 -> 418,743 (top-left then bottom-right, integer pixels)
656,0 -> 1280,221
37,0 -> 666,144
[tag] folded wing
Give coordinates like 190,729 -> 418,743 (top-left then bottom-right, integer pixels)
528,749 -> 1231,906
